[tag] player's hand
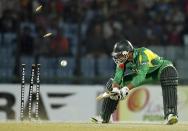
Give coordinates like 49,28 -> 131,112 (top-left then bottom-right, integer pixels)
110,86 -> 129,100
119,86 -> 129,100
109,87 -> 120,100
111,87 -> 120,94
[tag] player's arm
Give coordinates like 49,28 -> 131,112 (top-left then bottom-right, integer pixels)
128,53 -> 149,90
109,64 -> 130,100
112,64 -> 125,88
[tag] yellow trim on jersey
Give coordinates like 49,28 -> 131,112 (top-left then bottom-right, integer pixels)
139,49 -> 158,67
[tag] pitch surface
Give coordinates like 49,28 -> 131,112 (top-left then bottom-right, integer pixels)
0,121 -> 188,131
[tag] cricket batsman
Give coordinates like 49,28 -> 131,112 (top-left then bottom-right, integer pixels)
91,40 -> 178,125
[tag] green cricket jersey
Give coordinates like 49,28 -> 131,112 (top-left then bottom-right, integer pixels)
113,47 -> 172,87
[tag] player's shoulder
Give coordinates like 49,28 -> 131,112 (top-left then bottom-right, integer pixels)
137,47 -> 154,54
137,47 -> 148,54
137,47 -> 148,51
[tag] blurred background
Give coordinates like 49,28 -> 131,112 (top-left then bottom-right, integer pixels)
0,0 -> 188,85
0,0 -> 188,122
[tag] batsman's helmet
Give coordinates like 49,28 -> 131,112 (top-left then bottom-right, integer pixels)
112,40 -> 134,64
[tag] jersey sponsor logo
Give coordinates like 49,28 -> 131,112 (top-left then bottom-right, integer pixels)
140,62 -> 147,65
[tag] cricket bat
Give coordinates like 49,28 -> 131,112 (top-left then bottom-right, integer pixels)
96,92 -> 112,101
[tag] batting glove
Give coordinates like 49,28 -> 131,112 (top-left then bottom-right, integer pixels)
109,87 -> 121,100
110,86 -> 129,100
119,86 -> 129,100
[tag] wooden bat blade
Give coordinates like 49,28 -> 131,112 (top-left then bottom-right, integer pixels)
96,92 -> 111,101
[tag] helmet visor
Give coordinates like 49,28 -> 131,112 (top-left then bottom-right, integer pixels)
112,51 -> 129,64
